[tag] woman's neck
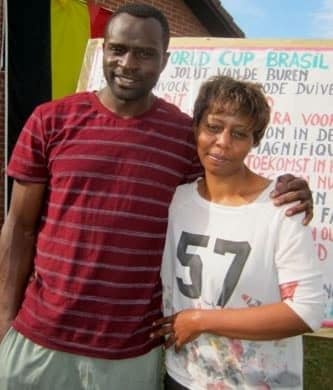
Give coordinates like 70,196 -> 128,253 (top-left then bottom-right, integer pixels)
198,167 -> 271,206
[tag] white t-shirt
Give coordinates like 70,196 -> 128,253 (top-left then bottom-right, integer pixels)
161,179 -> 324,390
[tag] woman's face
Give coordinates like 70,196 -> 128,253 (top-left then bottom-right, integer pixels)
196,109 -> 254,178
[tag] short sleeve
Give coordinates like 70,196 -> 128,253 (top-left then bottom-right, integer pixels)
7,106 -> 49,183
275,212 -> 324,331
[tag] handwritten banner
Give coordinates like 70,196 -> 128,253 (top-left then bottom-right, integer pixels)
77,37 -> 333,326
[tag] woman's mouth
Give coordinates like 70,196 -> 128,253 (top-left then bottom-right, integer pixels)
208,153 -> 229,162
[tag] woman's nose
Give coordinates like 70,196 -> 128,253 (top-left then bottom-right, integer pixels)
215,130 -> 231,147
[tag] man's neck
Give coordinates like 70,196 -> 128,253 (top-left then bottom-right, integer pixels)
97,88 -> 155,118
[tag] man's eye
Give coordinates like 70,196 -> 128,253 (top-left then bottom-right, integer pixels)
108,46 -> 126,55
136,49 -> 155,59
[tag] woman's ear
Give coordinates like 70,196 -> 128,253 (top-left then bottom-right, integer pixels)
193,124 -> 199,142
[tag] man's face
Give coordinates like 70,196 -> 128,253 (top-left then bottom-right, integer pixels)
103,13 -> 169,103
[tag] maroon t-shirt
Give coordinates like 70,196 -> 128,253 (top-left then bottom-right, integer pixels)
7,91 -> 201,359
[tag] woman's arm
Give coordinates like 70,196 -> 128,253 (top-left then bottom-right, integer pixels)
152,302 -> 311,351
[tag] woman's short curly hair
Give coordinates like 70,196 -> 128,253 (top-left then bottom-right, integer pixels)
193,75 -> 271,147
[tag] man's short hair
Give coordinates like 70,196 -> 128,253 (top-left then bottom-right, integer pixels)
110,3 -> 170,50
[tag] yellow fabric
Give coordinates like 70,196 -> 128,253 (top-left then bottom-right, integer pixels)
57,0 -> 69,6
51,0 -> 90,99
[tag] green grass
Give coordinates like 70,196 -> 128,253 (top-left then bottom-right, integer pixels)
303,331 -> 333,390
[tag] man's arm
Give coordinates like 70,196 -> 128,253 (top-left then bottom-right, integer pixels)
0,180 -> 46,341
270,174 -> 313,225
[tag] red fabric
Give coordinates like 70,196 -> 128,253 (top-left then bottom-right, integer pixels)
8,92 -> 200,359
88,4 -> 112,38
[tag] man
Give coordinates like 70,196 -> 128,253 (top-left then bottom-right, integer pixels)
0,3 -> 313,390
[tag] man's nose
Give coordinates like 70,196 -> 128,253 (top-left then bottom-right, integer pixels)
120,51 -> 138,69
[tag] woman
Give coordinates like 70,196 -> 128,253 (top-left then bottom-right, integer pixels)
151,76 -> 324,389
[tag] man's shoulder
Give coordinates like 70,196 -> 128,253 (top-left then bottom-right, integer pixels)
36,91 -> 93,114
156,97 -> 192,125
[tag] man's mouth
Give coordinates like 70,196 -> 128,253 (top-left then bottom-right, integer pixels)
114,75 -> 139,87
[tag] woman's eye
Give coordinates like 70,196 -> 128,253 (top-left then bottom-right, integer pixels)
206,124 -> 220,133
233,131 -> 247,139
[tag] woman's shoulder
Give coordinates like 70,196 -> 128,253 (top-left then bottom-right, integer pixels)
170,180 -> 198,211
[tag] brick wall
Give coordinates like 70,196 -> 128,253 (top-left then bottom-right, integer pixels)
96,0 -> 210,36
